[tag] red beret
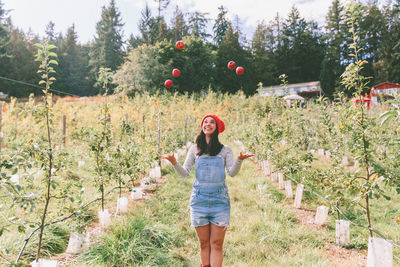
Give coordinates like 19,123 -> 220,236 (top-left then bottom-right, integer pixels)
201,114 -> 225,134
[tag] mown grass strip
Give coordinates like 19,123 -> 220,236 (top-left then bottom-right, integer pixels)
78,143 -> 333,266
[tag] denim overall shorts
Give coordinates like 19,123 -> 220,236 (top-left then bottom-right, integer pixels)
190,151 -> 230,227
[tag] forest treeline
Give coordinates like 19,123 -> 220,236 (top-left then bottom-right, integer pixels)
0,0 -> 399,98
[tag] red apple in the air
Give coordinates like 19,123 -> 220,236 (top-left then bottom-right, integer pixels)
227,61 -> 236,70
172,68 -> 181,77
176,41 -> 184,50
164,79 -> 173,88
236,66 -> 244,75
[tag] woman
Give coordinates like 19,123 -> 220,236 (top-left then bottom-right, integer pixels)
161,114 -> 253,267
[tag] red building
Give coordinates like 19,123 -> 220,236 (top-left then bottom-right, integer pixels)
369,82 -> 400,103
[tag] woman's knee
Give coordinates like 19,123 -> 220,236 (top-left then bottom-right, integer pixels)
199,238 -> 210,250
211,239 -> 224,251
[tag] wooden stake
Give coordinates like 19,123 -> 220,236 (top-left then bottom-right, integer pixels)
62,115 -> 66,145
0,101 -> 2,153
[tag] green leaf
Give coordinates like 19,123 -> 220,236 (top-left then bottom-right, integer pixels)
47,45 -> 57,50
49,59 -> 58,65
18,225 -> 25,233
49,77 -> 56,81
39,80 -> 46,85
34,43 -> 44,49
48,52 -> 58,58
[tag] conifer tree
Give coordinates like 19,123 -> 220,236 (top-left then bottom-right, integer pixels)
89,0 -> 124,91
320,0 -> 347,97
213,6 -> 229,45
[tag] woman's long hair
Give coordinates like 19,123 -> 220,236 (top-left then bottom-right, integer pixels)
195,125 -> 223,156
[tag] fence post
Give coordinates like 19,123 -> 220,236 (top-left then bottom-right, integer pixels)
62,115 -> 66,145
0,101 -> 2,153
157,105 -> 161,169
184,116 -> 187,145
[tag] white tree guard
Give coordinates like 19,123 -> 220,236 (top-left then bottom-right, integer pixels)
271,172 -> 277,182
161,158 -> 171,168
342,156 -> 349,166
294,184 -> 304,209
335,220 -> 350,247
130,187 -> 143,200
98,209 -> 111,228
30,259 -> 59,267
310,149 -> 315,154
116,197 -> 128,214
149,166 -> 161,179
367,237 -> 393,267
10,174 -> 19,185
66,232 -> 84,254
354,160 -> 359,168
285,180 -> 293,199
78,160 -> 85,167
325,150 -> 331,159
82,231 -> 91,251
278,174 -> 284,190
318,148 -> 325,156
265,166 -> 271,176
314,205 -> 329,225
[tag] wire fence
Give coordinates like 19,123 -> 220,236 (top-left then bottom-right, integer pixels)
0,76 -> 80,97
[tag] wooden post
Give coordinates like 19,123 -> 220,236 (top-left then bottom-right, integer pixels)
157,105 -> 161,168
15,112 -> 18,140
142,114 -> 145,139
294,184 -> 304,209
62,115 -> 66,145
184,116 -> 187,145
0,101 -> 2,153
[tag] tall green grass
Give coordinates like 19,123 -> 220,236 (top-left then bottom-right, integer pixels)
78,142 -> 335,266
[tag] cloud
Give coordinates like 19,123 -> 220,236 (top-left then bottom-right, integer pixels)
296,0 -> 317,4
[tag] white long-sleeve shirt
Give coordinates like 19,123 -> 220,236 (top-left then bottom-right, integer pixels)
173,144 -> 243,178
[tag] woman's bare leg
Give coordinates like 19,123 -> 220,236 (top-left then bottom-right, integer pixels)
210,223 -> 227,267
195,223 -> 211,265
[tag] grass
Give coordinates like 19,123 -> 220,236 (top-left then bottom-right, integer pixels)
77,142 -> 333,266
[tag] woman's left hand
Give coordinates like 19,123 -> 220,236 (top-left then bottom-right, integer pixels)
238,152 -> 254,160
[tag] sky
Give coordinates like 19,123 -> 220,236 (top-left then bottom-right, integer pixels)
0,0 -> 374,44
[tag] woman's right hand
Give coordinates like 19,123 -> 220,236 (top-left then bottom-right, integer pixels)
159,154 -> 177,165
